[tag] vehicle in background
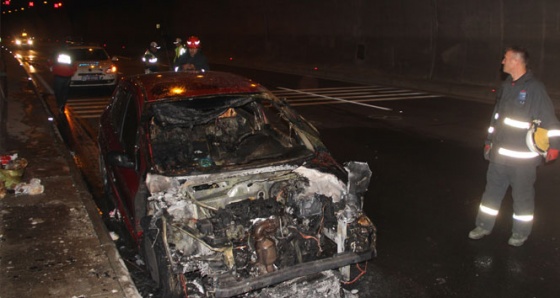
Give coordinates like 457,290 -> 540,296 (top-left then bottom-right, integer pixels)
14,32 -> 33,48
65,36 -> 84,46
97,71 -> 377,297
65,45 -> 118,88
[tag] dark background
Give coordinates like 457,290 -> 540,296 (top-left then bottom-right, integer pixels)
4,0 -> 560,103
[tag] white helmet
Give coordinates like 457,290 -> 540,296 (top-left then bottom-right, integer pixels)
526,120 -> 549,157
150,41 -> 160,49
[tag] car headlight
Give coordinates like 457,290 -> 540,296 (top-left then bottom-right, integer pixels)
15,39 -> 21,45
27,40 -> 33,45
105,65 -> 117,74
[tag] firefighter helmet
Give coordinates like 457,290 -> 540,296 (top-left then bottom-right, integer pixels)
526,120 -> 549,157
186,36 -> 201,49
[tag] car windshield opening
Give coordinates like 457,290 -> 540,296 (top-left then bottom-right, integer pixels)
148,95 -> 314,174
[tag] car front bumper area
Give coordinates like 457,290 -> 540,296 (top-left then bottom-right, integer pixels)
214,250 -> 373,298
71,74 -> 117,87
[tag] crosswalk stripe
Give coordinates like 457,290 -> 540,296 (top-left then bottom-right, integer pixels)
67,102 -> 108,107
75,114 -> 104,119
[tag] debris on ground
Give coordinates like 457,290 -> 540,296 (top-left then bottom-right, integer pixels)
0,153 -> 44,198
0,153 -> 28,197
14,178 -> 44,195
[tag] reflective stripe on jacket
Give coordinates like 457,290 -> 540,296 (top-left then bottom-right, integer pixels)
486,71 -> 560,165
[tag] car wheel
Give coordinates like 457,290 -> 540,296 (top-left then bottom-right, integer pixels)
140,216 -> 185,298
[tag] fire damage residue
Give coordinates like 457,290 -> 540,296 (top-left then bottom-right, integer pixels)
142,162 -> 376,297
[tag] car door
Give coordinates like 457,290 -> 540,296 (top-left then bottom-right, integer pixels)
106,83 -> 142,228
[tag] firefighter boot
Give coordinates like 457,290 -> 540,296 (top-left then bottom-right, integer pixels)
468,226 -> 491,240
507,233 -> 528,247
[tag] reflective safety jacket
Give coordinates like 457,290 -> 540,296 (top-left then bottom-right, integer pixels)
486,71 -> 560,166
174,45 -> 186,64
142,48 -> 158,71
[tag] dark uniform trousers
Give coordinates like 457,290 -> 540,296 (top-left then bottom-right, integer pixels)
476,162 -> 536,237
54,75 -> 72,110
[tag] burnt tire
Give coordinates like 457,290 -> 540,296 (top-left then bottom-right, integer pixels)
140,216 -> 185,298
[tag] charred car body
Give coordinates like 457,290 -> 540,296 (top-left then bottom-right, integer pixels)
97,71 -> 376,297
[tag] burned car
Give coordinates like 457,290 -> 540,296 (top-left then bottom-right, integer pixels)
97,71 -> 376,297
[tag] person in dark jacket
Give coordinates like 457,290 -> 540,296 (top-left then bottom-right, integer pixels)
468,46 -> 560,246
174,36 -> 209,72
49,51 -> 77,113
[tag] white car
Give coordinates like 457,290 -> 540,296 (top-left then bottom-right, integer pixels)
66,45 -> 118,88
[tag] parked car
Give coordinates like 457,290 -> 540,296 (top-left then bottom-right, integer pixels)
97,71 -> 376,297
65,45 -> 118,88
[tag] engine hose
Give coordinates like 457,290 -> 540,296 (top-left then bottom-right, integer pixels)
161,217 -> 174,268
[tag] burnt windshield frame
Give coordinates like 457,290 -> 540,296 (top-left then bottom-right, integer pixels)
270,98 -> 322,138
146,94 -> 261,127
146,94 -> 316,174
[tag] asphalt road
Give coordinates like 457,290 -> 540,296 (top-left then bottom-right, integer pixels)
17,43 -> 560,297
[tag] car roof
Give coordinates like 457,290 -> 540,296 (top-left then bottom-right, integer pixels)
65,45 -> 106,51
127,71 -> 270,102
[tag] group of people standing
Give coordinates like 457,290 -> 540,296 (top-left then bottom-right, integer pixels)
142,35 -> 209,74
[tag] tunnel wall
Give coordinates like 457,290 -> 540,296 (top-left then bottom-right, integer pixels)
5,0 -> 560,100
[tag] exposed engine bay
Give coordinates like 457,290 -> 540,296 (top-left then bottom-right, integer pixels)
142,162 -> 376,297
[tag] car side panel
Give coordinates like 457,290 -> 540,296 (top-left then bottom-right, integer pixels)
98,81 -> 143,237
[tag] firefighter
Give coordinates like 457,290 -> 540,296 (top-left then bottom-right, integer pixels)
49,50 -> 77,113
468,46 -> 560,246
174,36 -> 209,72
172,37 -> 185,71
142,41 -> 160,74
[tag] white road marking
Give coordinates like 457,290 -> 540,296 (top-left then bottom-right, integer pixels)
276,87 -> 394,111
66,98 -> 110,118
273,86 -> 443,110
